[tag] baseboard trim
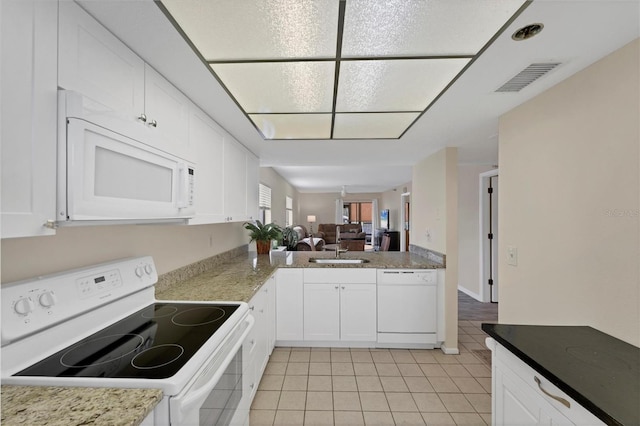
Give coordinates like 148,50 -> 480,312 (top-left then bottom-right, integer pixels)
458,285 -> 482,302
440,344 -> 460,355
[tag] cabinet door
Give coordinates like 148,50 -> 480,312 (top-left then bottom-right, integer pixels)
263,275 -> 277,355
1,0 -> 57,238
276,269 -> 304,341
143,64 -> 191,160
249,289 -> 268,378
188,108 -> 225,224
223,137 -> 247,222
246,152 -> 259,221
340,284 -> 377,341
304,284 -> 340,341
58,1 -> 144,121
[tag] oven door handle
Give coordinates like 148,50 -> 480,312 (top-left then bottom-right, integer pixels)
171,315 -> 254,422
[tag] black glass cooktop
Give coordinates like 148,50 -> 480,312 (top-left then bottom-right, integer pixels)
16,302 -> 240,380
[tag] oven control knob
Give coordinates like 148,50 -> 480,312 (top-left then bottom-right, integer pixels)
135,266 -> 144,277
39,291 -> 57,308
144,264 -> 153,275
14,297 -> 35,316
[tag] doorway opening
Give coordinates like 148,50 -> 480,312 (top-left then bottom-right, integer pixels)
479,170 -> 499,304
400,192 -> 410,252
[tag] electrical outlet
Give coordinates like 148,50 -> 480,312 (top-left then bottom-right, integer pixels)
507,246 -> 518,266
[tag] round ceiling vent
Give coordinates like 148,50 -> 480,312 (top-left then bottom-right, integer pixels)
512,23 -> 544,41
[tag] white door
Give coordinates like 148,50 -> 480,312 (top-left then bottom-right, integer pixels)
276,269 -> 304,341
58,1 -> 145,122
143,64 -> 191,159
188,108 -> 225,224
1,0 -> 58,238
223,138 -> 247,222
304,284 -> 340,341
340,284 -> 377,341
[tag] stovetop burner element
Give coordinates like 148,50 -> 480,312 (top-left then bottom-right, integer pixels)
131,344 -> 184,369
172,306 -> 226,326
60,334 -> 144,368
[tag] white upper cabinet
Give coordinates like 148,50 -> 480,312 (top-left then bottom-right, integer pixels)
143,64 -> 191,160
246,152 -> 259,221
58,2 -> 191,161
188,107 -> 225,225
1,0 -> 58,239
58,1 -> 144,121
223,137 -> 248,222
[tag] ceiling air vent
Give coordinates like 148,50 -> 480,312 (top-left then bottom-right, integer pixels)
496,63 -> 560,92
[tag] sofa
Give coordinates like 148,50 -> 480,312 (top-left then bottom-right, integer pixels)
316,223 -> 366,251
291,225 -> 324,251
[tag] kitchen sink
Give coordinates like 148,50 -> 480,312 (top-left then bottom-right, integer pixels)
308,258 -> 370,264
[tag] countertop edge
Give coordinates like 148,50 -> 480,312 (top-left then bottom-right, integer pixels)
482,324 -> 623,426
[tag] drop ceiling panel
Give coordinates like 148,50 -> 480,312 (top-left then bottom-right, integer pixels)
212,62 -> 335,113
250,114 -> 332,139
162,0 -> 339,60
336,59 -> 471,112
333,113 -> 419,139
341,0 -> 526,57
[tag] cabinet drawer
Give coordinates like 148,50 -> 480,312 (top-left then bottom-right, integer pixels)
304,268 -> 376,283
495,344 -> 604,425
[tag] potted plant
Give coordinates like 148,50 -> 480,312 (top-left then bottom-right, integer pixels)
243,220 -> 282,254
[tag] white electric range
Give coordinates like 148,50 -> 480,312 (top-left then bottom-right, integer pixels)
1,256 -> 253,425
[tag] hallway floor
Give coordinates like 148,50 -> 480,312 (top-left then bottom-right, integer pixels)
250,292 -> 498,425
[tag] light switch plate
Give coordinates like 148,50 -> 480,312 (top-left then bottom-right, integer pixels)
507,246 -> 518,266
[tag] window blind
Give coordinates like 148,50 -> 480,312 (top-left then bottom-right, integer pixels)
259,184 -> 271,208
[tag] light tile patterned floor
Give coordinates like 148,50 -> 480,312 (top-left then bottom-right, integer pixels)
250,320 -> 493,426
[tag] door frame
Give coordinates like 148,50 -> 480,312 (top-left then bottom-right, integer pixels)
400,192 -> 410,252
479,169 -> 498,303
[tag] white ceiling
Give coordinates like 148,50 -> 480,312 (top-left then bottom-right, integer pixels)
79,0 -> 640,194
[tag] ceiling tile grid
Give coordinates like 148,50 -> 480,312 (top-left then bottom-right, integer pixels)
161,0 -> 528,140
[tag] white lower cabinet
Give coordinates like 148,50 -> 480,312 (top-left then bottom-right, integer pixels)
275,268 -> 304,342
304,283 -> 376,342
303,268 -> 377,344
489,339 -> 604,426
244,274 -> 276,410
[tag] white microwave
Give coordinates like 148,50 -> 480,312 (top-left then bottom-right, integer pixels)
57,91 -> 195,225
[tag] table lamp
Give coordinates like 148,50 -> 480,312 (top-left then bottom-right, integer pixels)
307,215 -> 316,235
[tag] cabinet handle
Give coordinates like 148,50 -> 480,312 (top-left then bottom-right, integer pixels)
534,376 -> 570,408
341,286 -> 345,290
334,286 -> 339,289
249,306 -> 255,311
148,119 -> 157,128
137,113 -> 147,123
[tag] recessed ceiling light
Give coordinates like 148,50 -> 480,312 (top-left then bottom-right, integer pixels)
511,23 -> 544,41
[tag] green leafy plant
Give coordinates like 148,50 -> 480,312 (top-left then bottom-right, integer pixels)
281,226 -> 299,251
243,220 -> 282,242
244,220 -> 282,254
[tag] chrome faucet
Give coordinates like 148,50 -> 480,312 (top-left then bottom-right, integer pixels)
335,226 -> 348,258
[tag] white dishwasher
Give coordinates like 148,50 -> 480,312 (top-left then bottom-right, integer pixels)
377,269 -> 438,348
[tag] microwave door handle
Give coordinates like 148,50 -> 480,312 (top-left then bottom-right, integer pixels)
177,164 -> 188,209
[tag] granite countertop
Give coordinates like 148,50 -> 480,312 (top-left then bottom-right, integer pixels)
482,323 -> 640,426
1,385 -> 162,426
156,250 -> 444,302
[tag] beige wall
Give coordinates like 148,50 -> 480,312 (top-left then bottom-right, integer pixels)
259,167 -> 299,226
412,148 -> 459,352
498,39 -> 640,346
458,164 -> 495,298
1,222 -> 246,283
